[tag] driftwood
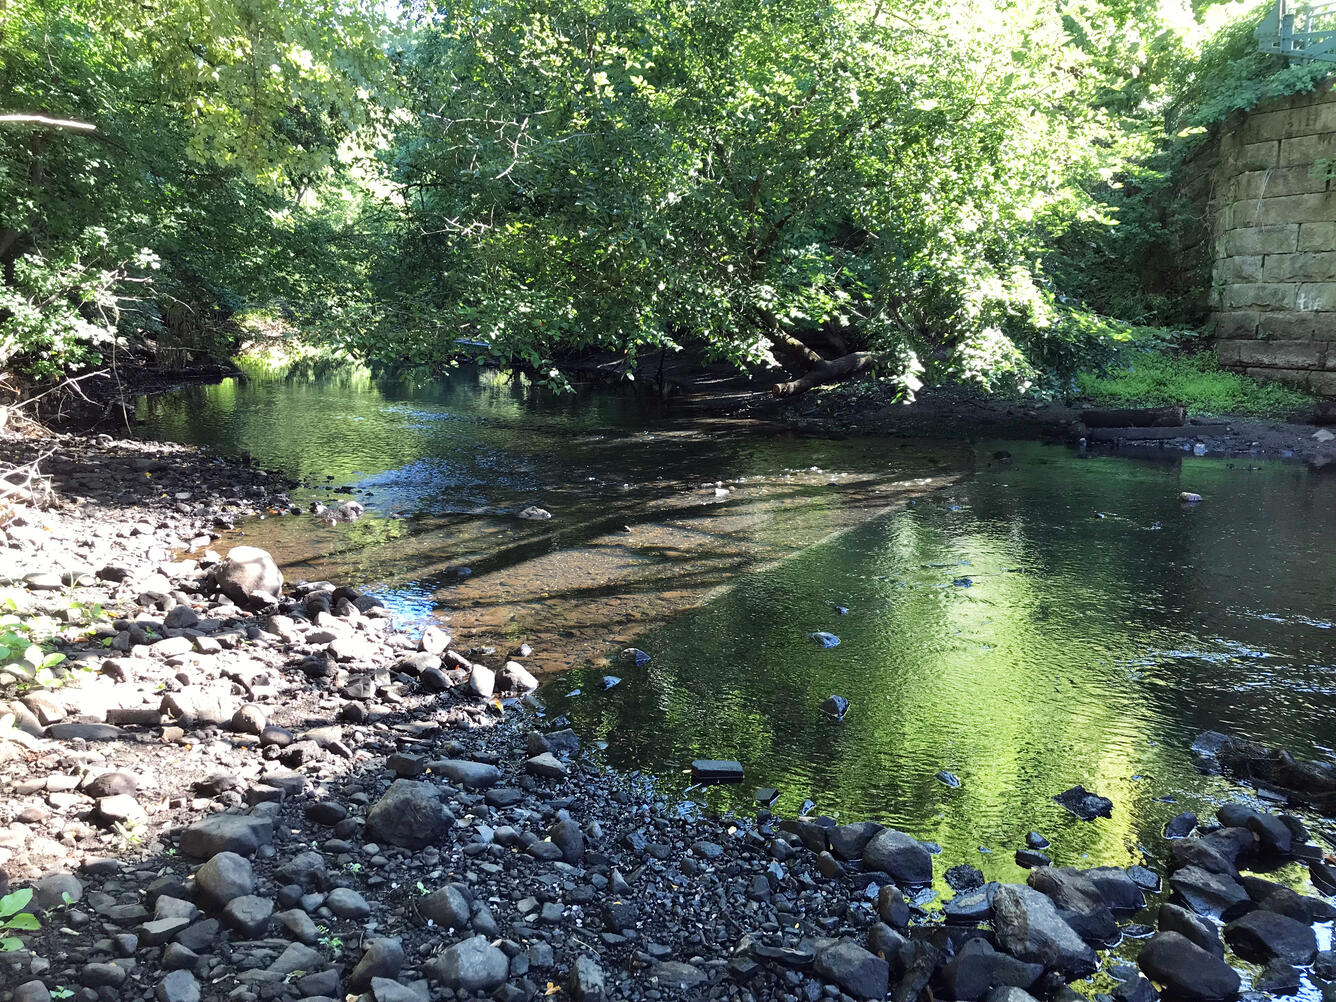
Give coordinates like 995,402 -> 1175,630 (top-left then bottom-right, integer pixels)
1080,405 -> 1186,428
771,351 -> 879,396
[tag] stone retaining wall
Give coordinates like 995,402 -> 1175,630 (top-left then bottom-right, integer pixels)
1204,84 -> 1336,394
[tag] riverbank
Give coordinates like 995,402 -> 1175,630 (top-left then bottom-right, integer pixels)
0,428 -> 1334,1002
773,383 -> 1336,466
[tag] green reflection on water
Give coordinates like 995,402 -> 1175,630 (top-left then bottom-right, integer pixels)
546,443 -> 1336,887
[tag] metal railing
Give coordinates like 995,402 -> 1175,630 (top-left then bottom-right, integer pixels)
1257,0 -> 1336,64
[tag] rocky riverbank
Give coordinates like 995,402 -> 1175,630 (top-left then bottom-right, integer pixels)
0,430 -> 1334,1002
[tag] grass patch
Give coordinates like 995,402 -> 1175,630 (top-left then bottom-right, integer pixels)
1075,349 -> 1314,419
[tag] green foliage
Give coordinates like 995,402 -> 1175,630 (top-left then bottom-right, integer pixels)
1076,348 -> 1314,416
0,888 -> 40,952
0,0 -> 396,381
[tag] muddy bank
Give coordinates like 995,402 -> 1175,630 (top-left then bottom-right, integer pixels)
0,431 -> 1334,1002
774,384 -> 1336,466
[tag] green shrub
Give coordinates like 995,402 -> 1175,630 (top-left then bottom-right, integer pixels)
1075,349 -> 1313,418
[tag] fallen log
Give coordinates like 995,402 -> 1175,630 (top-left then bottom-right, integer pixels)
1080,405 -> 1185,428
771,351 -> 879,397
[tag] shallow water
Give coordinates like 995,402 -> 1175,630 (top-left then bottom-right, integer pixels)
139,366 -> 1336,979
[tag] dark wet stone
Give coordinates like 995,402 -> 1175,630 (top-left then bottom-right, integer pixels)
862,829 -> 932,886
1027,867 -> 1118,944
1110,975 -> 1156,1002
1127,866 -> 1161,893
421,885 -> 470,930
813,941 -> 888,1000
877,884 -> 912,930
1164,812 -> 1197,839
939,938 -> 1042,1001
808,631 -> 840,648
945,864 -> 985,892
1015,849 -> 1051,869
305,801 -> 348,826
944,883 -> 994,924
1053,785 -> 1113,821
155,969 -> 200,1002
1025,831 -> 1050,849
992,884 -> 1097,977
1254,959 -> 1300,994
829,821 -> 883,861
426,935 -> 509,993
46,722 -> 124,741
1158,903 -> 1225,958
222,895 -> 273,938
1224,909 -> 1317,965
1168,865 -> 1249,917
1137,932 -> 1240,1002
691,759 -> 743,783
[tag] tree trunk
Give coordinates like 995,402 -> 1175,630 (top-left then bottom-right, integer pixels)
772,352 -> 880,396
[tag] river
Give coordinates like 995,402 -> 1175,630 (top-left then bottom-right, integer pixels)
135,363 -> 1336,918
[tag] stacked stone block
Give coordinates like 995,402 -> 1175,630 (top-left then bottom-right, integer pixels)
1207,85 -> 1336,394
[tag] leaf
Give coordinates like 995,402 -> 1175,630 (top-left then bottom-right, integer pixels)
0,889 -> 33,919
41,653 -> 66,669
2,912 -> 40,930
0,936 -> 22,952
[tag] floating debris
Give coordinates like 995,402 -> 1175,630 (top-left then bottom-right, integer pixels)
936,770 -> 961,789
951,578 -> 973,588
565,689 -> 581,698
621,648 -> 651,666
1179,491 -> 1203,503
601,675 -> 621,690
820,695 -> 850,721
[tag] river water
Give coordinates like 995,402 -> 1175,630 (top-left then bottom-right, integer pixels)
137,364 -> 1336,921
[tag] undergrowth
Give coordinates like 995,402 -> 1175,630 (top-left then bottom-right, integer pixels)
1076,350 -> 1314,418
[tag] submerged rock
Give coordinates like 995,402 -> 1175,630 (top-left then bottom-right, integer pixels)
936,770 -> 961,788
518,505 -> 552,520
621,648 -> 651,665
808,631 -> 840,648
1052,784 -> 1113,821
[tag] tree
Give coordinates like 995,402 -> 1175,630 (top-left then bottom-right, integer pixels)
0,0 -> 394,381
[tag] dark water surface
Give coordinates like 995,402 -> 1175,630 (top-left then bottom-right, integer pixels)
139,366 -> 1336,954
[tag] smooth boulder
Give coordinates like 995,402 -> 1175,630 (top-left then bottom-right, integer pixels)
215,546 -> 282,603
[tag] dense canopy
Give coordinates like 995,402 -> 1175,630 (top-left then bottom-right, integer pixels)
0,0 -> 1328,393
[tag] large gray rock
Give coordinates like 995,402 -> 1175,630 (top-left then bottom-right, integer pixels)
365,780 -> 453,849
425,935 -> 508,993
498,660 -> 539,692
1026,867 -> 1118,943
179,814 -> 274,859
570,955 -> 605,1001
1137,932 -> 1240,1001
193,851 -> 254,909
813,940 -> 890,1000
1168,865 -> 1249,917
215,546 -> 282,604
349,938 -> 405,991
431,759 -> 501,790
861,829 -> 932,886
1224,909 -> 1318,965
992,884 -> 1097,977
420,885 -> 471,930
